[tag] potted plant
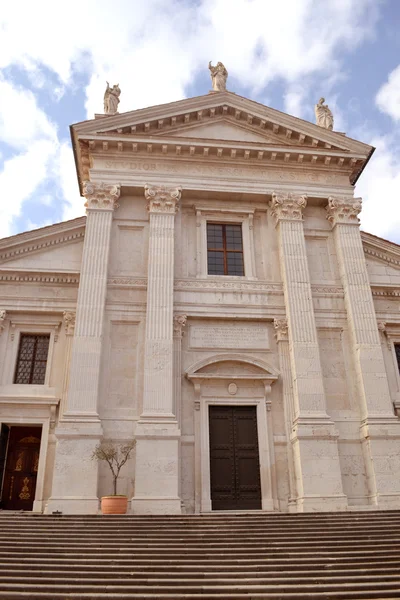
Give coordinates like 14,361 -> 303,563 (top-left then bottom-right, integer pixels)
92,439 -> 136,515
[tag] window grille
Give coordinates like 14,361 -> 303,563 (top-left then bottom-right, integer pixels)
14,334 -> 50,384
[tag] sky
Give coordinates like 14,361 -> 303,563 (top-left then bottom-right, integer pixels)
0,0 -> 400,243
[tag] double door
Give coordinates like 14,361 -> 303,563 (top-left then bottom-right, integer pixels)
209,405 -> 261,510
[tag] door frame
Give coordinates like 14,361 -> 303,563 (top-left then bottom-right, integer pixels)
0,397 -> 58,512
201,397 -> 273,512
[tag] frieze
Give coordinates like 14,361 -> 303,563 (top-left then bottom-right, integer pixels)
364,247 -> 400,268
174,279 -> 283,293
97,158 -> 346,186
107,277 -> 147,287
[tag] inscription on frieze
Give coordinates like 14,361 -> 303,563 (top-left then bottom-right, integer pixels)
190,323 -> 269,350
96,158 -> 345,185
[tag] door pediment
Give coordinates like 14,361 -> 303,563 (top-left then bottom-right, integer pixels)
186,353 -> 279,383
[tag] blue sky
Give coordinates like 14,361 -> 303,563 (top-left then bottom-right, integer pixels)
0,0 -> 399,242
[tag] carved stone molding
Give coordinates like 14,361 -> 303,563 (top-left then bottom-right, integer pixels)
270,192 -> 307,223
0,231 -> 84,263
0,272 -> 79,285
63,311 -> 76,336
0,309 -> 6,335
326,196 -> 362,226
173,314 -> 187,339
377,321 -> 387,334
273,318 -> 289,342
145,184 -> 182,214
83,181 -> 121,211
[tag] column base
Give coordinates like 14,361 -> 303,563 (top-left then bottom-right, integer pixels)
131,496 -> 182,515
44,497 -> 100,515
291,421 -> 347,510
133,421 -> 181,516
46,423 -> 102,515
295,494 -> 348,512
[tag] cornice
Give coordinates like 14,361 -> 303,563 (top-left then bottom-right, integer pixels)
371,285 -> 400,298
0,224 -> 85,263
0,217 -> 85,250
0,270 -> 80,285
74,92 -> 371,155
363,245 -> 400,269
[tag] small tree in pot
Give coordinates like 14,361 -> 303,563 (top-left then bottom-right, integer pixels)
92,439 -> 136,514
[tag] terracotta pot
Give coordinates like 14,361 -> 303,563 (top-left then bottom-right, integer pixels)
101,495 -> 128,515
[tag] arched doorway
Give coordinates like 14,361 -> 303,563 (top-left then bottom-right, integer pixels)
186,354 -> 279,512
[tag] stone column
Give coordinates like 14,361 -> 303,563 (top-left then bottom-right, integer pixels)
46,182 -> 120,515
270,192 -> 347,512
132,185 -> 182,515
327,196 -> 400,508
274,318 -> 297,512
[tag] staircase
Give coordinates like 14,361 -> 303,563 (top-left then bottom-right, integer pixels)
0,511 -> 400,599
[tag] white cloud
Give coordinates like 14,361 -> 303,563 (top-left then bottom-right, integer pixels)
355,135 -> 400,243
0,139 -> 57,238
0,0 -> 386,236
0,76 -> 57,150
376,64 -> 400,122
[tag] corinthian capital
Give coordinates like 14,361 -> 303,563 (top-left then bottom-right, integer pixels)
270,192 -> 307,223
326,196 -> 362,226
83,181 -> 121,211
173,314 -> 187,339
273,318 -> 288,342
63,311 -> 76,336
145,184 -> 182,214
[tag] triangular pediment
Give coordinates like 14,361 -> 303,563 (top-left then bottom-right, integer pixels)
71,91 -> 374,192
73,92 -> 372,155
153,118 -> 291,145
362,231 -> 400,274
0,217 -> 85,271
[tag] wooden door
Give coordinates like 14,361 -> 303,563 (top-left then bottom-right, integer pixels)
209,405 -> 261,510
1,426 -> 42,510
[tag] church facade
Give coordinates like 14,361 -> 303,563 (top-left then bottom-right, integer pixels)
1,90 -> 400,515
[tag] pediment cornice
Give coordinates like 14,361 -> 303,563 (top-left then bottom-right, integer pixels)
0,217 -> 86,264
362,231 -> 400,269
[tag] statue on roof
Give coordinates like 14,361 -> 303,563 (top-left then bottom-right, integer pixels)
315,97 -> 334,130
208,61 -> 228,92
104,82 -> 121,115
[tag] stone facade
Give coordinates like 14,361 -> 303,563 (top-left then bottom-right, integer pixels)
1,91 -> 400,514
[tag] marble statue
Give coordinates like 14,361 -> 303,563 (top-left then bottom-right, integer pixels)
104,82 -> 121,115
208,61 -> 228,92
315,97 -> 334,130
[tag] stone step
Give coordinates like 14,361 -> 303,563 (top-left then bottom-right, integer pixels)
2,572 -> 400,585
1,580 -> 400,593
0,565 -> 398,577
2,592 -> 400,600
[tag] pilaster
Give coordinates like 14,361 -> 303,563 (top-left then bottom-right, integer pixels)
46,182 -> 119,515
132,185 -> 182,515
328,196 -> 400,508
270,192 -> 347,512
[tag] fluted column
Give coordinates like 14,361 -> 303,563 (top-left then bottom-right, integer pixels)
328,196 -> 400,508
46,182 -> 119,515
65,181 -> 120,417
274,318 -> 297,512
270,192 -> 346,511
141,185 -> 182,418
132,185 -> 182,515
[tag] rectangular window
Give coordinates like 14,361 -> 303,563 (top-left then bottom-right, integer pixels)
14,334 -> 50,384
207,223 -> 244,276
395,344 -> 400,374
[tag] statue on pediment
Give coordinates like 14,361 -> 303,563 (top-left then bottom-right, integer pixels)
104,82 -> 121,115
315,97 -> 334,130
209,61 -> 228,92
